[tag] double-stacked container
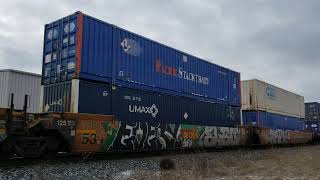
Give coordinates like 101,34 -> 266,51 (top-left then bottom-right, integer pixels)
241,79 -> 305,130
305,102 -> 320,121
41,11 -> 241,127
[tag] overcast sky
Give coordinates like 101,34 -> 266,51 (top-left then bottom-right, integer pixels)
0,0 -> 319,102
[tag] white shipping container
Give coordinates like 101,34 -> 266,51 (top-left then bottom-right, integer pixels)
241,79 -> 305,118
0,69 -> 41,113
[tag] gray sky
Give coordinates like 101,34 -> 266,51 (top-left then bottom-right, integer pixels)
0,0 -> 319,102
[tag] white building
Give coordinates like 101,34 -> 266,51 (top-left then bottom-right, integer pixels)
0,69 -> 41,113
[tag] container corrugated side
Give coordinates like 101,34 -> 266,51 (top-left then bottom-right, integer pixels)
241,79 -> 305,118
0,70 -> 41,113
112,85 -> 240,127
305,102 -> 320,121
113,26 -> 240,106
242,110 -> 305,131
42,79 -> 241,127
42,12 -> 241,106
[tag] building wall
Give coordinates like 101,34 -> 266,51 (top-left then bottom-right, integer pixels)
0,70 -> 41,113
0,71 -> 10,108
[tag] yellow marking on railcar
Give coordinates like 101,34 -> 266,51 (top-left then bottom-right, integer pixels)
77,130 -> 97,134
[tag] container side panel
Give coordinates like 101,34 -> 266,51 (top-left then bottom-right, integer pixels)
43,81 -> 72,112
42,13 -> 78,85
305,102 -> 320,121
43,79 -> 240,126
114,27 -> 239,105
242,111 -> 257,126
43,13 -> 241,105
80,15 -> 113,82
242,110 -> 304,131
78,81 -> 112,114
241,79 -> 305,118
229,70 -> 241,106
112,86 -> 241,127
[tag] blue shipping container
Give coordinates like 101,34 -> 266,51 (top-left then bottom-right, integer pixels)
42,80 -> 241,127
42,80 -> 112,114
242,111 -> 305,131
42,11 -> 240,106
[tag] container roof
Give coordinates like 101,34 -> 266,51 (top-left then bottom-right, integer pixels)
241,79 -> 304,98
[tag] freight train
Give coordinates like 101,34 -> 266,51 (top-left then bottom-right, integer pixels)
0,96 -> 313,158
0,11 -> 316,159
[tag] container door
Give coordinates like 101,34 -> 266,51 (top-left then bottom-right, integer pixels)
228,70 -> 240,106
43,81 -> 72,112
42,14 -> 78,85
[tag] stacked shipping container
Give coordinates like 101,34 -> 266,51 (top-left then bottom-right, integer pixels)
304,102 -> 320,133
305,102 -> 320,121
242,111 -> 305,131
41,12 -> 241,127
241,79 -> 305,131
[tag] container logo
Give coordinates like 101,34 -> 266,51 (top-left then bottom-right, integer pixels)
103,91 -> 109,97
129,104 -> 159,118
45,98 -> 63,112
155,59 -> 209,85
266,86 -> 277,100
64,22 -> 76,34
311,124 -> 318,128
49,99 -> 63,106
120,38 -> 142,56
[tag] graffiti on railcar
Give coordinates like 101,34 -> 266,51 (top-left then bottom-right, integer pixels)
108,122 -> 180,151
267,129 -> 288,144
199,126 -> 241,147
101,121 -> 120,151
101,121 -> 243,151
179,125 -> 204,148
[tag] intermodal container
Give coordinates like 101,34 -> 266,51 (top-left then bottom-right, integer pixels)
241,79 -> 305,118
242,110 -> 305,131
305,102 -> 320,121
41,80 -> 112,114
41,80 -> 241,127
42,11 -> 240,106
305,121 -> 320,133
